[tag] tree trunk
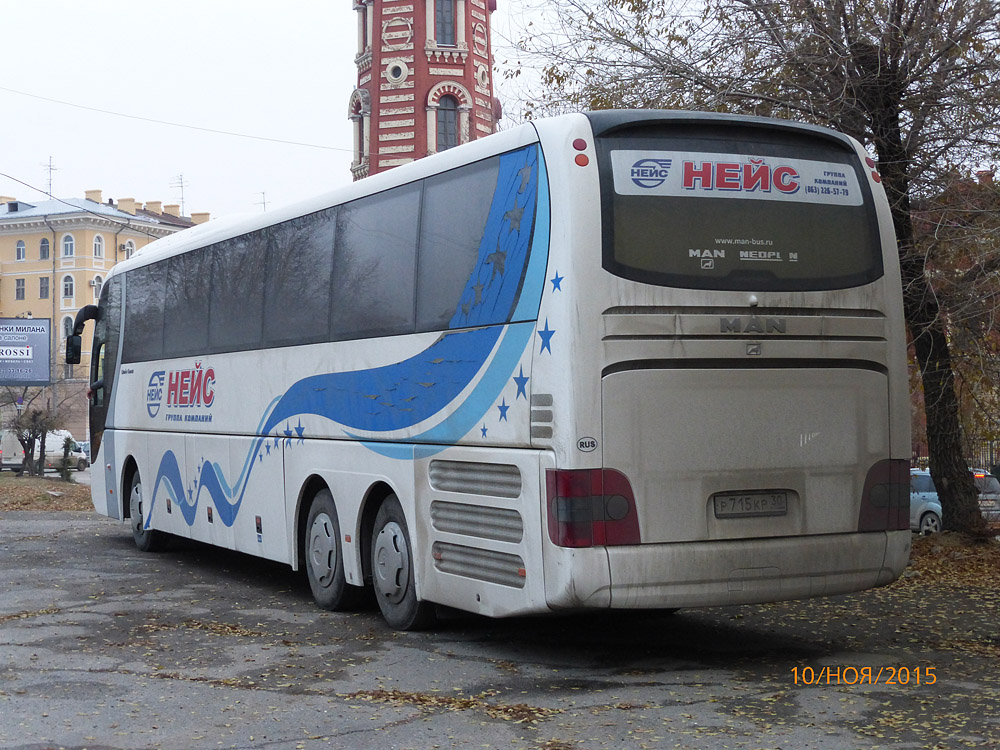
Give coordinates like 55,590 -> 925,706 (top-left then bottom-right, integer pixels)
875,124 -> 988,535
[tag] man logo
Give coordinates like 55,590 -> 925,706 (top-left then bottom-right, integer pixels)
630,158 -> 673,188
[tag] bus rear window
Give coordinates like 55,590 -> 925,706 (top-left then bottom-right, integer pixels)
597,128 -> 883,291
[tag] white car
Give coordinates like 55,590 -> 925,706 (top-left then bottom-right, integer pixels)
910,468 -> 942,535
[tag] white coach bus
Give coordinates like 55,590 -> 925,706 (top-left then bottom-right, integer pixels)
68,110 -> 911,630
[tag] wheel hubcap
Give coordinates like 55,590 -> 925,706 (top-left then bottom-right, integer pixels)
130,482 -> 144,536
308,513 -> 337,587
374,521 -> 408,603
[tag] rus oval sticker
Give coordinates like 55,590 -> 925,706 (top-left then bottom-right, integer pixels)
577,437 -> 598,452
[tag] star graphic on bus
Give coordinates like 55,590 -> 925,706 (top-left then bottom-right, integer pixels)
537,319 -> 555,354
497,398 -> 509,422
481,424 -> 488,438
513,366 -> 529,399
550,271 -> 563,291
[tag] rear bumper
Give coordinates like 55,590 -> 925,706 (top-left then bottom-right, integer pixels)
603,531 -> 910,609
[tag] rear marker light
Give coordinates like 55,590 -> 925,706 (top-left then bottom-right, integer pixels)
574,154 -> 590,167
871,171 -> 882,183
865,157 -> 876,168
572,138 -> 587,151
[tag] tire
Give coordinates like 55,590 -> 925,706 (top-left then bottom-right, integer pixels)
919,511 -> 941,535
77,459 -> 87,471
371,494 -> 435,630
129,470 -> 166,552
304,489 -> 366,611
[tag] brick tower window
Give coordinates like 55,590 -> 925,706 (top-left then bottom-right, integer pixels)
435,0 -> 456,45
437,95 -> 459,151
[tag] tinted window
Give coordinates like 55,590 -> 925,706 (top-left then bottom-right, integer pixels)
597,125 -> 882,291
264,209 -> 336,348
123,263 -> 165,362
331,184 -> 419,340
911,475 -> 936,494
416,158 -> 500,331
209,231 -> 268,352
163,249 -> 211,358
974,475 -> 1000,493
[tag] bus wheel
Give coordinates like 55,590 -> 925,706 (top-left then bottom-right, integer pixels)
305,489 -> 365,610
129,471 -> 166,552
371,494 -> 435,630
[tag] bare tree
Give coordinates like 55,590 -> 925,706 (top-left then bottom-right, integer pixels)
512,0 -> 1000,534
2,386 -> 68,477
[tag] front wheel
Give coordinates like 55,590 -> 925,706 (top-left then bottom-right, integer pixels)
305,489 -> 366,611
129,471 -> 166,552
371,494 -> 435,630
919,511 -> 941,535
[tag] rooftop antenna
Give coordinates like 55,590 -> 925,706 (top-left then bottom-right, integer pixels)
42,156 -> 58,196
256,192 -> 268,212
170,174 -> 188,215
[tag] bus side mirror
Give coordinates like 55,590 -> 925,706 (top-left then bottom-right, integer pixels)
66,335 -> 82,365
66,304 -> 98,365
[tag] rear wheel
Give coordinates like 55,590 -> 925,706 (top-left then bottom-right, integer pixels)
305,489 -> 365,610
129,471 -> 166,552
919,511 -> 941,535
371,494 -> 435,630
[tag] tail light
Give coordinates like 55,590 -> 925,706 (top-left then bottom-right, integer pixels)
546,468 -> 641,547
858,459 -> 909,531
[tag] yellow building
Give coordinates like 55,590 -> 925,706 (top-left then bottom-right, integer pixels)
0,190 -> 209,440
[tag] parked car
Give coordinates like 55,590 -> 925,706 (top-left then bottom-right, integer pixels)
971,470 -> 1000,525
910,468 -> 942,534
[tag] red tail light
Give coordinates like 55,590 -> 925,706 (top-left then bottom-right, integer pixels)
545,468 -> 641,547
858,459 -> 909,531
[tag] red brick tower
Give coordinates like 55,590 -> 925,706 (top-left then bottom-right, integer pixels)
349,0 -> 500,180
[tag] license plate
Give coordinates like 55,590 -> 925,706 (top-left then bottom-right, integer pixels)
714,491 -> 788,518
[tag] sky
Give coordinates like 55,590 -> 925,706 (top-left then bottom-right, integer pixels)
0,0 -> 523,221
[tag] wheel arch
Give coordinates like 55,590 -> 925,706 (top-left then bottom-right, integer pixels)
293,474 -> 332,572
121,456 -> 139,519
358,480 -> 398,585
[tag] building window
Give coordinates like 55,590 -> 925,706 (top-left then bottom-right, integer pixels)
62,316 -> 73,340
124,240 -> 135,259
93,275 -> 103,298
15,278 -> 25,300
16,240 -> 25,261
435,0 -> 456,45
40,277 -> 49,299
94,235 -> 104,258
437,95 -> 459,152
40,238 -> 49,260
62,275 -> 74,298
62,234 -> 75,257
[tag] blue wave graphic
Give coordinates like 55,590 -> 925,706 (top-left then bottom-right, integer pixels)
262,326 -> 502,436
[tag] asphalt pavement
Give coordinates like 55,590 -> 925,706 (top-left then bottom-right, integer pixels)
1,511 -> 998,749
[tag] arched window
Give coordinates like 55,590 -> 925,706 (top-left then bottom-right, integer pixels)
93,235 -> 104,258
124,240 -> 135,259
93,275 -> 103,298
39,238 -> 49,260
62,275 -> 74,298
15,240 -> 25,261
435,0 -> 455,45
437,95 -> 459,152
62,316 -> 73,340
62,234 -> 75,257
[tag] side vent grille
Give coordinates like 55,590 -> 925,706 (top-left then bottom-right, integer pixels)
428,460 -> 521,498
432,542 -> 526,588
531,393 -> 553,439
431,500 -> 524,543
